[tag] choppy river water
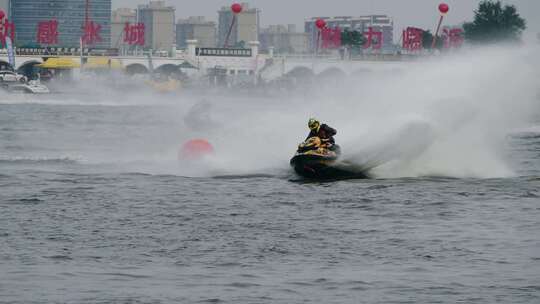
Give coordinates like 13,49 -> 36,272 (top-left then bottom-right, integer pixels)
1,94 -> 539,304
2,44 -> 540,303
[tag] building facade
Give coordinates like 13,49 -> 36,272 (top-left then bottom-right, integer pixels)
259,24 -> 308,54
217,3 -> 259,48
176,16 -> 216,49
305,15 -> 393,52
111,8 -> 136,49
11,0 -> 111,48
137,0 -> 175,52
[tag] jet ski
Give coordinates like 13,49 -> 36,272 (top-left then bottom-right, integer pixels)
290,137 -> 369,180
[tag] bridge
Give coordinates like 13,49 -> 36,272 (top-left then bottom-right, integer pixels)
1,41 -> 416,81
0,54 -> 187,74
259,54 -> 414,81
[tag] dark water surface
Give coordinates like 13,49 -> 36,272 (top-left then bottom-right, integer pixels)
1,102 -> 539,304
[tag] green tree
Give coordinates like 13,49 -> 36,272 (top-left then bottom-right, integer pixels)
421,30 -> 444,50
341,29 -> 366,55
463,0 -> 526,44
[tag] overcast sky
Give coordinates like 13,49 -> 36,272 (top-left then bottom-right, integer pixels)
114,0 -> 540,40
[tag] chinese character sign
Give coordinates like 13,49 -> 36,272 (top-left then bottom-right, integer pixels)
36,20 -> 59,45
442,28 -> 463,49
123,22 -> 145,46
81,20 -> 102,46
363,27 -> 382,50
403,27 -> 423,51
0,14 -> 15,48
320,27 -> 341,49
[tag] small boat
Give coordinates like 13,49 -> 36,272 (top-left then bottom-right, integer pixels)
6,80 -> 50,94
0,70 -> 27,83
290,137 -> 369,180
1,37 -> 49,94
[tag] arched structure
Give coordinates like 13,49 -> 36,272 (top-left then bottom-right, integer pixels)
17,60 -> 42,78
154,63 -> 181,75
317,67 -> 346,80
260,56 -> 413,81
286,66 -> 315,79
0,60 -> 11,71
125,63 -> 149,75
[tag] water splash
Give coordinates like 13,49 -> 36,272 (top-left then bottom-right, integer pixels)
2,46 -> 538,179
195,46 -> 540,178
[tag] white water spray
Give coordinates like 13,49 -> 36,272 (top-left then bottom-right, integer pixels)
3,46 -> 538,179
196,46 -> 540,178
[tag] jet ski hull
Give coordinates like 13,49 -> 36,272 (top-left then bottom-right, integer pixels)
290,153 -> 369,180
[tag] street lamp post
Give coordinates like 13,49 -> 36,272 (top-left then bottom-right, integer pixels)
432,3 -> 449,49
315,19 -> 326,55
224,3 -> 243,48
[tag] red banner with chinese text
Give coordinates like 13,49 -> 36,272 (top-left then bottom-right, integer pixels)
124,23 -> 145,46
403,27 -> 423,51
364,27 -> 382,50
0,15 -> 15,47
36,20 -> 59,45
320,27 -> 342,49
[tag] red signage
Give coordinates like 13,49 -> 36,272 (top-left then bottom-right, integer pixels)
320,27 -> 341,49
442,28 -> 464,49
363,27 -> 382,50
0,15 -> 15,47
36,20 -> 59,45
403,27 -> 423,51
123,22 -> 145,46
81,20 -> 102,45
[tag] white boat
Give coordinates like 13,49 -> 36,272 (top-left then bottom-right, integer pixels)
0,70 -> 27,83
5,80 -> 50,94
0,36 -> 48,94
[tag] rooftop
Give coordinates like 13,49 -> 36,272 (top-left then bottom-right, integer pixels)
138,1 -> 175,11
219,2 -> 259,13
177,16 -> 216,26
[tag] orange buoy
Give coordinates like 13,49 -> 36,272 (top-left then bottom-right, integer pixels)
180,139 -> 214,160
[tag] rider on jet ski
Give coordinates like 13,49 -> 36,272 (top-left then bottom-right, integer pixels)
292,119 -> 366,179
307,118 -> 337,150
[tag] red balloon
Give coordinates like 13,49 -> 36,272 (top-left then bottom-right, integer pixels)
231,3 -> 242,14
180,139 -> 214,160
0,10 -> 5,19
315,19 -> 326,30
439,3 -> 449,14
